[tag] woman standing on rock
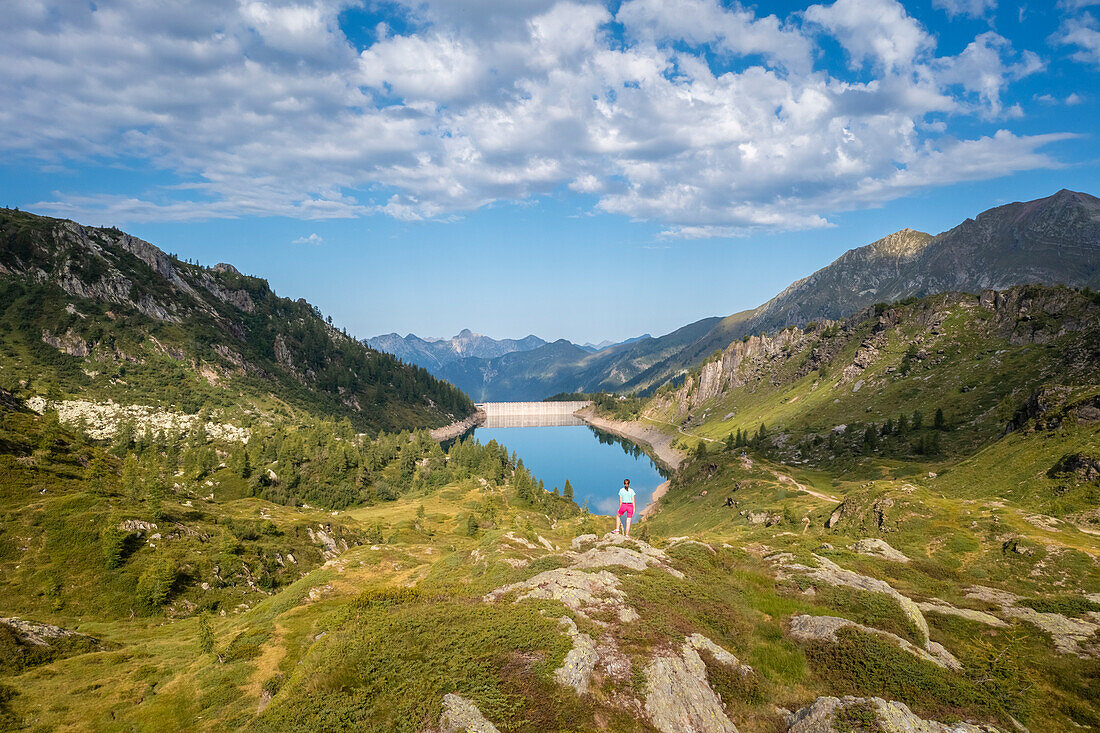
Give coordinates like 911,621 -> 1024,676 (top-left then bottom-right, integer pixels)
614,478 -> 635,537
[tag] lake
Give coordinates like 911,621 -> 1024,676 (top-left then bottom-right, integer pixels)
468,424 -> 668,515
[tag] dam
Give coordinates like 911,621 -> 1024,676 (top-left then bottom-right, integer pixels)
476,401 -> 590,428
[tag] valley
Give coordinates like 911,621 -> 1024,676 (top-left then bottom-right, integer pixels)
1,192 -> 1098,732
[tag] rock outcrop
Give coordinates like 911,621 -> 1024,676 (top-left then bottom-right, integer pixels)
438,693 -> 500,733
787,615 -> 961,670
553,616 -> 598,694
485,568 -> 638,623
772,553 -> 930,646
851,538 -> 910,563
786,695 -> 1000,732
965,586 -> 1100,657
644,636 -> 741,733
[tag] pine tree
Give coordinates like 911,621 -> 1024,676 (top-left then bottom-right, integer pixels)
198,613 -> 215,656
912,410 -> 923,430
863,425 -> 878,451
725,432 -> 735,451
563,479 -> 574,500
934,408 -> 946,431
466,513 -> 479,537
121,454 -> 141,499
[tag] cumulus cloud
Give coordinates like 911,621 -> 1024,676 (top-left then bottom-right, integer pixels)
1054,12 -> 1100,66
292,233 -> 324,244
3,0 -> 1068,236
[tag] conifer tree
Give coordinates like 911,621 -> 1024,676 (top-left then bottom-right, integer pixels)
934,408 -> 946,430
198,613 -> 215,656
563,479 -> 574,500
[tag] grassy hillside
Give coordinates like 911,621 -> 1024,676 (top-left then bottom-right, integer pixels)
0,208 -> 473,433
2,281 -> 1098,731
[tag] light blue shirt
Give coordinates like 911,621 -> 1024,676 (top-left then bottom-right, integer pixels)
619,486 -> 635,504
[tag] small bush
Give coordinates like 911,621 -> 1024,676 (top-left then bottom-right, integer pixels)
1019,596 -> 1100,617
700,649 -> 765,704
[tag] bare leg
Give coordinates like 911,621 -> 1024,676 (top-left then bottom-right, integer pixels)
614,512 -> 622,533
624,515 -> 631,538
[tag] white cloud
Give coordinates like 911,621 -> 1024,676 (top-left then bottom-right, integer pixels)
934,32 -> 1043,117
804,0 -> 934,73
1054,12 -> 1100,66
292,233 -> 324,244
2,0 -> 1070,236
932,0 -> 997,18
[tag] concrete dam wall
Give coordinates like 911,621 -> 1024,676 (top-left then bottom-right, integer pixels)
476,401 -> 591,428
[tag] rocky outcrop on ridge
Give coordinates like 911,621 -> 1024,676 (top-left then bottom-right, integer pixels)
644,636 -> 743,733
788,615 -> 962,671
786,695 -> 1002,732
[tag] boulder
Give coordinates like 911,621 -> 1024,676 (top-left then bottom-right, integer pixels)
851,538 -> 910,563
439,693 -> 499,733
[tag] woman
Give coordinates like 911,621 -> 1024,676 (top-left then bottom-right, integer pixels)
614,478 -> 635,537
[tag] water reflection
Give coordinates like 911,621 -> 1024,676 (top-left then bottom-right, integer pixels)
464,423 -> 667,515
482,412 -> 586,428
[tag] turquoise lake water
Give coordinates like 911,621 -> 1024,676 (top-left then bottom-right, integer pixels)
468,424 -> 667,515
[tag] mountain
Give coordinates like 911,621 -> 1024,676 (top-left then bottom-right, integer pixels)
0,208 -> 474,431
366,329 -> 547,371
616,189 -> 1100,393
413,190 -> 1099,401
438,318 -> 721,400
578,334 -> 652,353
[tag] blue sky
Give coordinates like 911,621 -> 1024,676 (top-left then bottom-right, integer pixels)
2,0 -> 1098,343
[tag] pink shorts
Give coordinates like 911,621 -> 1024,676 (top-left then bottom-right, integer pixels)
618,503 -> 634,518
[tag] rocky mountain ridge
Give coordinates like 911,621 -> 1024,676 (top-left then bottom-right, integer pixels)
0,208 -> 473,431
424,190 -> 1099,401
366,328 -> 549,371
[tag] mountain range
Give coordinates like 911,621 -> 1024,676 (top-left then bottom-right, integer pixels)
391,189 -> 1099,401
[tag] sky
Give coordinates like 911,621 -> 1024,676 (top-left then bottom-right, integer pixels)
2,0 -> 1099,344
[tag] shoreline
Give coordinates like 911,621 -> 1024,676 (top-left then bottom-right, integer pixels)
429,409 -> 486,442
576,407 -> 685,520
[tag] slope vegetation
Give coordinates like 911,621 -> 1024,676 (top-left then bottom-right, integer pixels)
0,208 -> 473,432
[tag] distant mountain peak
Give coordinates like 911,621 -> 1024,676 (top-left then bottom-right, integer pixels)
865,228 -> 933,258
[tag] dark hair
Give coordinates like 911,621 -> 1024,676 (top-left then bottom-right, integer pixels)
623,479 -> 630,485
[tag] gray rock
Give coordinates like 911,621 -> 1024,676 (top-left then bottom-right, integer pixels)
571,534 -> 599,550
773,554 -> 930,646
787,615 -> 961,670
484,568 -> 635,621
553,617 -> 598,695
917,600 -> 1008,628
686,634 -> 753,676
966,586 -> 1099,657
439,693 -> 500,733
851,538 -> 911,563
786,695 -> 1000,732
0,617 -> 100,648
644,640 -> 739,733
